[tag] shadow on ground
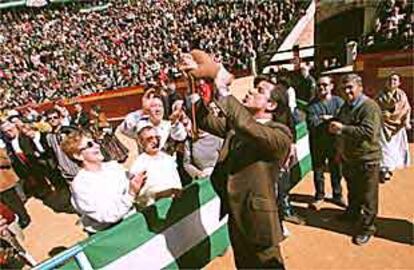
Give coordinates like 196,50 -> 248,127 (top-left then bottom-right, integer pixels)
48,246 -> 68,257
289,193 -> 414,245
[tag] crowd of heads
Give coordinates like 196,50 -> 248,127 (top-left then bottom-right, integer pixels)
362,0 -> 413,51
0,0 -> 307,110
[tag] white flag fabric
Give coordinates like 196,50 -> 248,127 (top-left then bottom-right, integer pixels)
26,0 -> 48,7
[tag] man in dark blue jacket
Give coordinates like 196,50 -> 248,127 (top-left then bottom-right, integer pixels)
307,76 -> 345,210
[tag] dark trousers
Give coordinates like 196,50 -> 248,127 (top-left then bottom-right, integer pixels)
277,169 -> 294,217
47,168 -> 69,191
343,161 -> 379,235
228,218 -> 285,269
0,187 -> 31,226
312,144 -> 342,200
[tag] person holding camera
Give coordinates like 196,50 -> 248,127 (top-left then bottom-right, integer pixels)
181,50 -> 292,269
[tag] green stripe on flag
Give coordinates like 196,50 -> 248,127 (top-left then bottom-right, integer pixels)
295,121 -> 308,141
164,224 -> 230,269
81,179 -> 217,268
59,258 -> 79,270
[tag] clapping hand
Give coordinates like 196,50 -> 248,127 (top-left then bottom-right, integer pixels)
169,100 -> 185,124
129,171 -> 147,196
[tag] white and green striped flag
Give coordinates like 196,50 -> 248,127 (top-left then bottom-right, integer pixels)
34,122 -> 311,269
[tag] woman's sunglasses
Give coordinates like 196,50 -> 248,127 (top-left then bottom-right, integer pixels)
79,140 -> 97,152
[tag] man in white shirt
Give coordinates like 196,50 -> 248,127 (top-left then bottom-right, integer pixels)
61,131 -> 146,233
130,125 -> 182,208
117,88 -> 156,139
135,95 -> 187,153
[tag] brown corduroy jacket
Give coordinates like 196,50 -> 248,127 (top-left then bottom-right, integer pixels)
196,95 -> 292,250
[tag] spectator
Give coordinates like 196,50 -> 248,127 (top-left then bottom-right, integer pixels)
0,0 -> 307,108
162,81 -> 182,118
53,101 -> 71,127
89,105 -> 129,163
278,76 -> 301,124
44,108 -> 79,181
257,75 -> 305,226
362,0 -> 413,51
375,73 -> 411,182
306,76 -> 345,210
60,130 -> 146,233
0,146 -> 31,229
328,74 -> 382,246
17,122 -> 69,195
183,129 -> 223,180
297,65 -> 316,102
136,95 -> 187,153
118,88 -> 156,139
130,125 -> 182,208
0,120 -> 51,199
71,103 -> 89,130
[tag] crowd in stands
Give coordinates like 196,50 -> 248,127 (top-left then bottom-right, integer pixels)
0,0 -> 307,109
0,48 -> 412,266
0,1 -> 412,267
362,0 -> 413,51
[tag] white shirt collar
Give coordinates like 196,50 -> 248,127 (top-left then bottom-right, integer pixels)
256,118 -> 270,124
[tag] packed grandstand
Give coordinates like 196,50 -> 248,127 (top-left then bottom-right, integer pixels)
0,0 -> 413,269
0,0 -> 309,109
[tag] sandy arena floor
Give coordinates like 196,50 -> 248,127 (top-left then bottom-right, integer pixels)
20,80 -> 414,268
21,144 -> 414,269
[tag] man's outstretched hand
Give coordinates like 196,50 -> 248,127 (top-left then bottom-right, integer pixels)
180,50 -> 220,80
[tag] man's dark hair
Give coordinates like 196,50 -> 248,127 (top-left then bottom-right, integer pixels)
253,74 -> 277,88
45,108 -> 62,117
270,87 -> 289,110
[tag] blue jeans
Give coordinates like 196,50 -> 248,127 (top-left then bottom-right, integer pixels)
313,162 -> 342,200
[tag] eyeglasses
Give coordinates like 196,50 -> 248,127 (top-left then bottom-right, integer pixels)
78,140 -> 97,152
47,115 -> 60,121
317,82 -> 330,88
142,135 -> 160,142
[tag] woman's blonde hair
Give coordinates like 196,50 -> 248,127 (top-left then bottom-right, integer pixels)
60,130 -> 84,162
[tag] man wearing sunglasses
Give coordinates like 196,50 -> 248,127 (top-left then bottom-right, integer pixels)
135,94 -> 187,155
61,131 -> 146,233
45,108 -> 79,182
130,124 -> 182,208
306,76 -> 345,210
